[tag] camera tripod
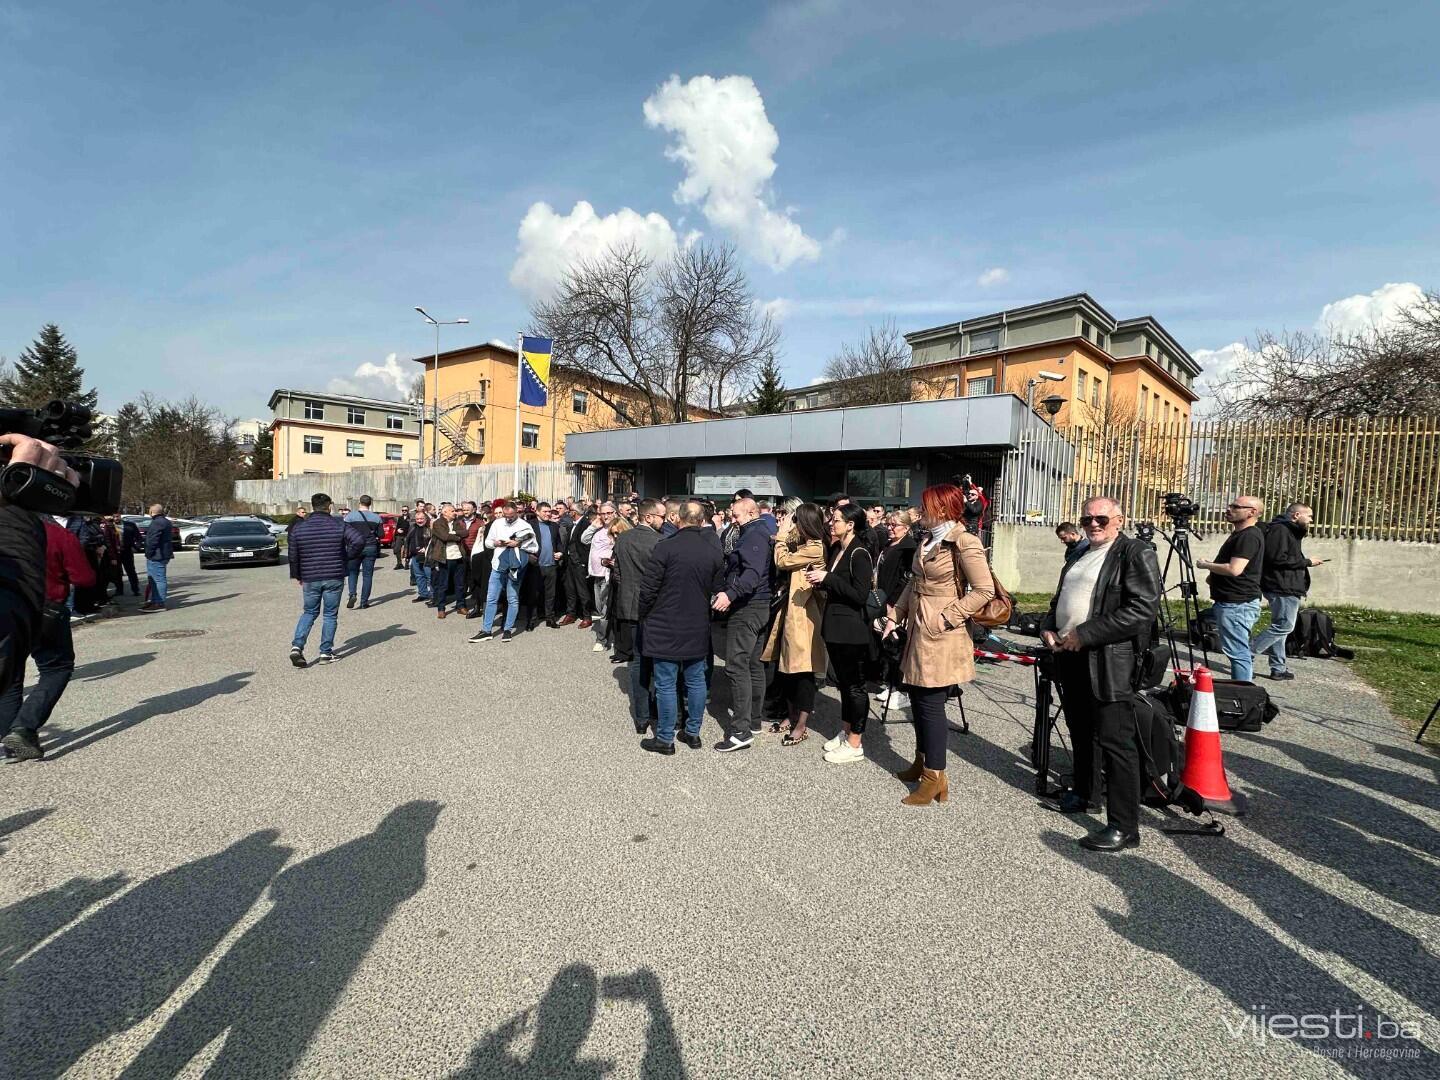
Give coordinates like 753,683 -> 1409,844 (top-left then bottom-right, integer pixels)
1139,515 -> 1212,677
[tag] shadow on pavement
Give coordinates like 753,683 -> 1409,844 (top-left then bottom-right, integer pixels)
1041,832 -> 1428,1079
1247,733 -> 1438,814
0,873 -> 129,972
0,830 -> 292,1080
1223,752 -> 1440,917
0,807 -> 54,849
339,623 -> 416,658
70,652 -> 158,683
452,963 -> 687,1080
44,671 -> 256,762
116,801 -> 441,1079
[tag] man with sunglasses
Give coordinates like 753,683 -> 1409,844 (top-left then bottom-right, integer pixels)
1196,495 -> 1266,683
1040,496 -> 1161,852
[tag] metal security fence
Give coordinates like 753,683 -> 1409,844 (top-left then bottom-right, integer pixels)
994,417 -> 1440,542
234,462 -> 580,514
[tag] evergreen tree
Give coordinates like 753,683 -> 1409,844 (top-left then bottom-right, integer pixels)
249,427 -> 274,479
747,353 -> 788,415
1,324 -> 99,412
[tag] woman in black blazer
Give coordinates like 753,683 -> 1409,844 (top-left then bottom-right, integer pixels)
804,503 -> 876,765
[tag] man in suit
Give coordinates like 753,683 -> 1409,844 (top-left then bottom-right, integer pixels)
524,502 -> 565,629
557,504 -> 593,626
638,500 -> 726,755
1041,495 -> 1162,852
710,496 -> 774,753
613,499 -> 664,731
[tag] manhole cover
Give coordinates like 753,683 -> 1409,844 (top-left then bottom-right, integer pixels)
146,629 -> 207,640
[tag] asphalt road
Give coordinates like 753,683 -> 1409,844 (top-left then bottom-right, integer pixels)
2,552 -> 1437,1079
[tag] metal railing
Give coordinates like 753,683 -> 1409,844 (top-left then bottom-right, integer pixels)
994,416 -> 1440,541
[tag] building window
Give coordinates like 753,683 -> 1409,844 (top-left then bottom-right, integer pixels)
303,435 -> 323,454
347,406 -> 365,425
1081,321 -> 1093,342
846,464 -> 911,501
386,415 -> 404,430
572,390 -> 589,414
969,329 -> 1000,354
346,440 -> 364,457
949,376 -> 961,397
1075,368 -> 1086,397
304,400 -> 324,421
1091,378 -> 1101,408
385,443 -> 403,461
967,376 -> 995,396
521,423 -> 540,449
806,393 -> 820,409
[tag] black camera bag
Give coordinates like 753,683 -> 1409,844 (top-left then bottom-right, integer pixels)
1167,678 -> 1278,732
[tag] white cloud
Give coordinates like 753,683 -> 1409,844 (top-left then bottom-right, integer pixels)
509,200 -> 679,302
977,267 -> 1009,287
327,352 -> 415,401
760,297 -> 793,322
1315,281 -> 1423,337
1190,342 -> 1253,415
643,74 -> 821,271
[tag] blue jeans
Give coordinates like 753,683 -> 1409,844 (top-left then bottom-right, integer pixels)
1212,599 -> 1262,682
1251,593 -> 1302,675
483,565 -> 522,632
145,558 -> 169,605
346,552 -> 377,604
410,559 -> 432,599
653,658 -> 707,744
292,579 -> 343,655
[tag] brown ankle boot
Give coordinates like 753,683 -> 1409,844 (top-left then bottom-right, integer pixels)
896,752 -> 924,783
901,768 -> 949,806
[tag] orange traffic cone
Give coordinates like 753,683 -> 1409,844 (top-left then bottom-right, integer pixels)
1181,667 -> 1248,816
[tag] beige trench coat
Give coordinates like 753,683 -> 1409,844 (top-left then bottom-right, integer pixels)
761,536 -> 828,674
892,528 -> 995,688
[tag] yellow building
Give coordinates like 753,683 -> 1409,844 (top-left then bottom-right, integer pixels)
411,341 -> 719,466
268,389 -> 423,479
902,294 -> 1199,428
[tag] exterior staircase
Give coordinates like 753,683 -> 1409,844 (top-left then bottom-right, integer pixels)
433,390 -> 485,463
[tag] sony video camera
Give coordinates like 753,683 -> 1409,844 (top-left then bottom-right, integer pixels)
0,400 -> 123,515
1161,491 -> 1200,529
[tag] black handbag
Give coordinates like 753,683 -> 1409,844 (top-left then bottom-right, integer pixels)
1168,678 -> 1278,732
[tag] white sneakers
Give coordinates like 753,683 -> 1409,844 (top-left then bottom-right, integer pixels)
822,733 -> 844,752
878,690 -> 908,711
823,741 -> 865,765
592,641 -> 606,652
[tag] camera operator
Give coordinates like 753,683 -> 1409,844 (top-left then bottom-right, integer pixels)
1040,495 -> 1161,853
0,435 -> 79,739
1195,494 -> 1265,683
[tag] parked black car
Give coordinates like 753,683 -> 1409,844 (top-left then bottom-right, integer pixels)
198,517 -> 283,568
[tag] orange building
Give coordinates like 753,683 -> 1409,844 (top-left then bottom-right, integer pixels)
902,294 -> 1200,428
411,341 -> 718,467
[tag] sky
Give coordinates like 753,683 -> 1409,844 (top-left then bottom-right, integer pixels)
2,0 -> 1437,419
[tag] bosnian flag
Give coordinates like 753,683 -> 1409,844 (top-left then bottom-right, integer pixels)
520,336 -> 552,408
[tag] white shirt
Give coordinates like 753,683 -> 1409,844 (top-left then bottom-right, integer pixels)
484,516 -> 539,554
922,520 -> 955,558
1055,540 -> 1113,636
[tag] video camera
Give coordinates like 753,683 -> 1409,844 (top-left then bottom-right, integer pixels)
1161,491 -> 1201,528
0,400 -> 123,515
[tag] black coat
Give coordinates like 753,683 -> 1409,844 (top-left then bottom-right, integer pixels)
1042,533 -> 1162,702
612,523 -> 661,621
639,527 -> 725,661
875,534 -> 917,606
1259,516 -> 1311,597
818,540 -> 876,648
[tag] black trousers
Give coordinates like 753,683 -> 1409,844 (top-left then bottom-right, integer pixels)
566,557 -> 591,617
119,552 -> 140,595
906,684 -> 950,770
393,539 -> 408,567
0,609 -> 74,737
827,641 -> 871,734
777,670 -> 816,713
1054,652 -> 1141,835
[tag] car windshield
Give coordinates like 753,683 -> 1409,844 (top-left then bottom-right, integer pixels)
207,521 -> 269,538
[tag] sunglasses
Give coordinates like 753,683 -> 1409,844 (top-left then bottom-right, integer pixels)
1079,515 -> 1112,527
1227,503 -> 1255,512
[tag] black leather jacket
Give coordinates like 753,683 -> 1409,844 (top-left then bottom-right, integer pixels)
1042,532 -> 1162,702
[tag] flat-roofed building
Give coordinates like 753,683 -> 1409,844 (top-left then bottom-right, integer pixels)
268,390 -> 422,479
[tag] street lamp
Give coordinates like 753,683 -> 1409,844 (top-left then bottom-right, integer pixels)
415,307 -> 469,467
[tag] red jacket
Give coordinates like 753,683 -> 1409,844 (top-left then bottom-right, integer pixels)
45,519 -> 96,604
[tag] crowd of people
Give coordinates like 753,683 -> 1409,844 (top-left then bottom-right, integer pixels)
286,482 -> 1001,809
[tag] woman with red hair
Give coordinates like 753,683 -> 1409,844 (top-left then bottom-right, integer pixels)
880,483 -> 995,805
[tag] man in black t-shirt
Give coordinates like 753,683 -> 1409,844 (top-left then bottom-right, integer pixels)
1196,495 -> 1266,682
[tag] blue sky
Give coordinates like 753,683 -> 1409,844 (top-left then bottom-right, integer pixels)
2,0 -> 1437,417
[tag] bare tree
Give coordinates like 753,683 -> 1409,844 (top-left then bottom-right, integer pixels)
822,320 -> 944,407
1216,288 -> 1440,420
533,241 -> 777,425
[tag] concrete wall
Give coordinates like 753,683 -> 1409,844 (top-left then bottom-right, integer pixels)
234,462 -> 579,514
992,523 -> 1440,615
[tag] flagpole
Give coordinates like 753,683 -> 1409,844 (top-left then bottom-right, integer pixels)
513,333 -> 523,498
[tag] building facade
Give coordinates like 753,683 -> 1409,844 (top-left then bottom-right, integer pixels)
903,293 -> 1200,428
268,390 -> 422,480
412,342 -> 719,468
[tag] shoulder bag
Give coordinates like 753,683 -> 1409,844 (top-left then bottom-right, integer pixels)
948,540 -> 1013,629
